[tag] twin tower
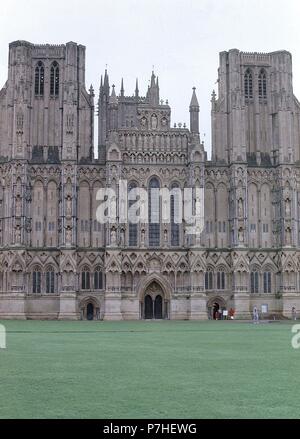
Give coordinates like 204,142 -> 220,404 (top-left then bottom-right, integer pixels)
1,41 -> 299,165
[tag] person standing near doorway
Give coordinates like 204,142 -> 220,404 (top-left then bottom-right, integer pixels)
253,306 -> 259,324
292,306 -> 297,321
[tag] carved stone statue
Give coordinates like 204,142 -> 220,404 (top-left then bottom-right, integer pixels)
141,229 -> 145,246
66,226 -> 72,244
238,198 -> 244,217
15,226 -> 21,244
151,114 -> 158,129
286,228 -> 291,245
285,198 -> 291,216
238,227 -> 244,243
161,117 -> 168,127
111,227 -> 116,245
120,228 -> 125,246
66,196 -> 72,216
164,229 -> 168,243
25,218 -> 31,232
15,196 -> 21,216
140,117 -> 147,128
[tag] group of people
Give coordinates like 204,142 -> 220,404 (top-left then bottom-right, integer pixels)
212,305 -> 297,322
252,306 -> 297,323
213,307 -> 235,320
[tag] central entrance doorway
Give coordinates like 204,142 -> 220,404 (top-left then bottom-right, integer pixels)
87,303 -> 94,320
144,294 -> 163,319
142,281 -> 168,319
207,297 -> 227,320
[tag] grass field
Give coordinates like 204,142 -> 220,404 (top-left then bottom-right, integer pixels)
0,319 -> 299,419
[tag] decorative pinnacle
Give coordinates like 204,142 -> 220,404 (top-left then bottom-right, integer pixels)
89,84 -> 94,97
190,87 -> 199,107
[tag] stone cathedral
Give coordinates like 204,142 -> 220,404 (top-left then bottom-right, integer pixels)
0,40 -> 300,320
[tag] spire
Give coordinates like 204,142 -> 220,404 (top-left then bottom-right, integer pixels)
190,87 -> 199,108
150,70 -> 156,87
104,69 -> 109,87
135,78 -> 139,98
109,84 -> 118,104
189,87 -> 200,134
103,69 -> 109,97
147,70 -> 159,106
120,78 -> 124,96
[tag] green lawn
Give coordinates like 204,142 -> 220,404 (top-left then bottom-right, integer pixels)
0,320 -> 299,419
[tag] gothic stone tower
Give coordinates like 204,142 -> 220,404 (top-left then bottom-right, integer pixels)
0,40 -> 94,319
209,49 -> 300,317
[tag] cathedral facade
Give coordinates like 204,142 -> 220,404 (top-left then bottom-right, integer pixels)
0,40 -> 300,320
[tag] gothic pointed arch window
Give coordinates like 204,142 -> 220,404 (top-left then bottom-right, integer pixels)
244,68 -> 253,99
46,266 -> 55,294
171,182 -> 180,246
263,271 -> 271,293
250,271 -> 259,293
32,267 -> 41,294
34,61 -> 44,96
94,266 -> 103,290
148,177 -> 160,247
128,181 -> 138,246
217,271 -> 226,290
205,270 -> 213,290
50,61 -> 59,96
258,69 -> 267,99
81,266 -> 90,290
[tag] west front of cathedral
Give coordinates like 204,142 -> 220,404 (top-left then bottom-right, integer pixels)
0,40 -> 300,320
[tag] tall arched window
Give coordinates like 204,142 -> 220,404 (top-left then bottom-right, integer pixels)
81,267 -> 90,290
148,177 -> 160,247
128,181 -> 138,246
35,61 -> 44,96
250,271 -> 259,293
217,271 -> 225,290
171,182 -> 180,246
50,61 -> 59,96
205,271 -> 213,290
263,271 -> 271,293
46,267 -> 55,294
32,268 -> 41,294
258,69 -> 267,99
244,68 -> 253,99
94,266 -> 103,290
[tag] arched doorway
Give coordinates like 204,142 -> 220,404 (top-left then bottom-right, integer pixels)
154,295 -> 162,319
142,281 -> 168,320
79,297 -> 101,320
207,297 -> 226,320
87,303 -> 94,321
145,295 -> 153,319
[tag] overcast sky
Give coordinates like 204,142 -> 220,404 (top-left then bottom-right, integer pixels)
1,0 -> 300,157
